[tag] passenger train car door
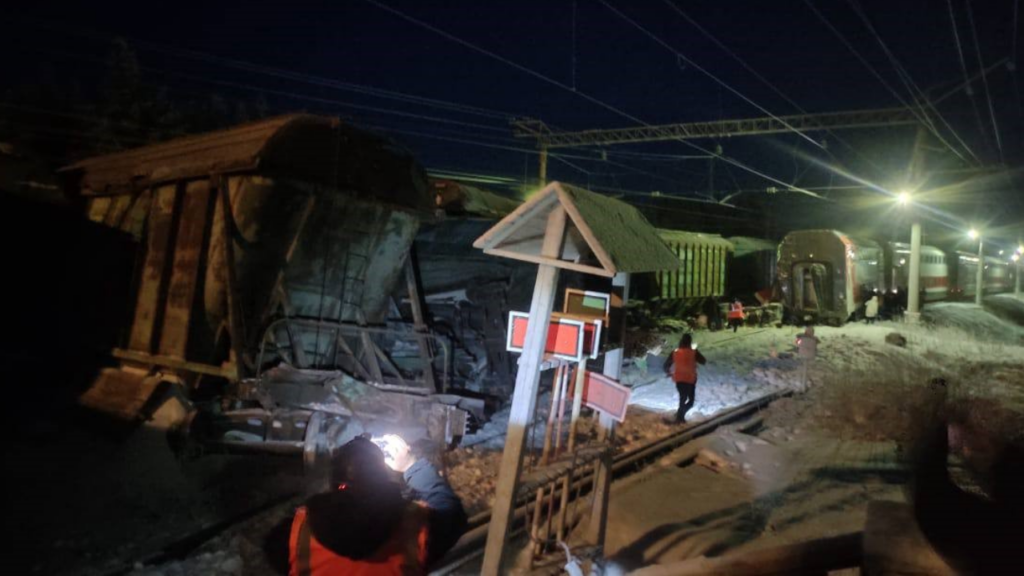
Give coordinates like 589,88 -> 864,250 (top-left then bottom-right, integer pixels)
792,262 -> 832,314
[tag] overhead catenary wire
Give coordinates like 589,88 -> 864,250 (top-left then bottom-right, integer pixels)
659,0 -> 884,175
15,42 -> 725,190
843,0 -> 984,167
802,0 -> 976,165
945,0 -> 993,157
596,0 -> 827,153
964,0 -> 1005,163
4,15 -> 520,122
359,0 -> 827,200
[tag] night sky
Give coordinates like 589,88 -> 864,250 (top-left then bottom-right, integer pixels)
2,0 -> 1021,244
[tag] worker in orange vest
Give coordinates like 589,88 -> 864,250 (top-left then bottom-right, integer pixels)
727,298 -> 745,332
663,334 -> 707,423
268,434 -> 467,575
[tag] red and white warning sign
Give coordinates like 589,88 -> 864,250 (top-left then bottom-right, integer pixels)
506,311 -> 602,362
582,371 -> 631,422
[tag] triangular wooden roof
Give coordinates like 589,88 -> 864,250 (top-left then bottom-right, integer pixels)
473,182 -> 681,277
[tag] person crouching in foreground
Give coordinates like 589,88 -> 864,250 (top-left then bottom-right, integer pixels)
268,434 -> 467,575
663,334 -> 707,423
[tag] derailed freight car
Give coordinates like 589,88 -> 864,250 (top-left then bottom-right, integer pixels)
62,115 -> 478,464
778,230 -> 883,325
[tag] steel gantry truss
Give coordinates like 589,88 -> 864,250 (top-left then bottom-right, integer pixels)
512,107 -> 919,149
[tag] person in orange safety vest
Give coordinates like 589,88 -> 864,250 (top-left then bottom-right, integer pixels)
727,299 -> 745,333
663,334 -> 707,423
265,434 -> 466,576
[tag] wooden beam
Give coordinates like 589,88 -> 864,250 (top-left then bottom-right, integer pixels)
473,186 -> 559,250
129,184 -> 179,354
218,176 -> 246,380
159,180 -> 213,359
112,348 -> 235,379
587,272 -> 630,549
555,184 -> 618,275
482,247 -> 614,277
482,205 -> 567,575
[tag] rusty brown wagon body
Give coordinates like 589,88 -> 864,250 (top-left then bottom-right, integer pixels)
61,115 -> 478,461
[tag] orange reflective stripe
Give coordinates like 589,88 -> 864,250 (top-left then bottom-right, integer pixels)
288,507 -> 312,576
672,348 -> 697,383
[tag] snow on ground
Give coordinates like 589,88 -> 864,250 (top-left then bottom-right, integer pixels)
601,300 -> 1024,570
924,299 -> 1024,343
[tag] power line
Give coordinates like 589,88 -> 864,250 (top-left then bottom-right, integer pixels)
7,15 -> 519,122
843,0 -> 983,167
27,46 -> 513,135
660,0 -> 884,175
802,0 -> 975,165
597,0 -> 827,152
965,0 -> 1005,163
945,0 -> 992,156
359,0 -> 826,199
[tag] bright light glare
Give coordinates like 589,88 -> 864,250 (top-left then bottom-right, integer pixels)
1013,254 -> 1020,262
896,191 -> 910,206
968,228 -> 979,240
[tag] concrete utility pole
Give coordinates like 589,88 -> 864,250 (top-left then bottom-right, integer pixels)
1015,236 -> 1021,298
904,125 -> 927,320
976,236 -> 984,306
908,222 -> 922,317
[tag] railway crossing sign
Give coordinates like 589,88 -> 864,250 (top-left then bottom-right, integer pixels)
582,370 -> 631,422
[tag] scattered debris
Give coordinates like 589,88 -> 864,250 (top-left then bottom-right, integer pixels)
885,332 -> 908,347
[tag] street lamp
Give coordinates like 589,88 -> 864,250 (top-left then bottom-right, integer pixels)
968,228 -> 979,240
1014,252 -> 1021,298
897,191 -> 911,206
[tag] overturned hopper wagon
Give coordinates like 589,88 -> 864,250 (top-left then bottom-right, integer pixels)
62,115 -> 482,466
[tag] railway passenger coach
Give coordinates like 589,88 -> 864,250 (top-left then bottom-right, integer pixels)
886,242 -> 949,302
779,230 -> 1017,324
777,230 -> 882,325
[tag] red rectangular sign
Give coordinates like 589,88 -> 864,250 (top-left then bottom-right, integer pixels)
582,371 -> 631,422
506,312 -> 586,361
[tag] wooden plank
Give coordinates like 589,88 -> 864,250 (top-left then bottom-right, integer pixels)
482,205 -> 567,575
483,247 -> 614,277
129,185 -> 179,353
78,368 -> 163,421
473,187 -> 559,250
219,176 -> 246,380
112,348 -> 235,378
158,180 -> 212,359
587,272 -> 629,549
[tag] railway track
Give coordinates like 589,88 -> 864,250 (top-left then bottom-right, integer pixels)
109,382 -> 787,575
430,389 -> 789,575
